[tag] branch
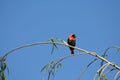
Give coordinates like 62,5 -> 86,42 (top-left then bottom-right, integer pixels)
0,42 -> 120,71
41,53 -> 84,80
114,71 -> 120,80
93,63 -> 110,80
78,58 -> 98,80
0,41 -> 120,80
101,46 -> 120,67
0,42 -> 64,61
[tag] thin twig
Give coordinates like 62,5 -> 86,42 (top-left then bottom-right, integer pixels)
93,63 -> 108,80
101,46 -> 120,67
0,41 -> 120,73
98,63 -> 110,80
78,58 -> 98,80
47,53 -> 83,80
104,68 -> 116,76
114,71 -> 120,80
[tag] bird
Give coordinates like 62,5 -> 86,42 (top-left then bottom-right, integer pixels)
67,34 -> 76,54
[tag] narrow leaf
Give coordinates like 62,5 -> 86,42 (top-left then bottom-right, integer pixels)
51,45 -> 55,54
56,63 -> 62,72
51,39 -> 58,49
41,63 -> 50,72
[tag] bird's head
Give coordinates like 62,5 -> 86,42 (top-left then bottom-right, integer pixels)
71,34 -> 76,38
69,34 -> 76,40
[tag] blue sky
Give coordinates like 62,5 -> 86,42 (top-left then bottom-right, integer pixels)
0,0 -> 120,80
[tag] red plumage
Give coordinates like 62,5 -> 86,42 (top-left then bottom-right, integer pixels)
67,34 -> 76,54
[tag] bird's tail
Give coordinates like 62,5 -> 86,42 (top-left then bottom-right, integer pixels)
70,48 -> 74,54
71,50 -> 74,54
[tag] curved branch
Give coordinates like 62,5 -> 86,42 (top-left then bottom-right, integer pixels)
101,46 -> 120,67
78,58 -> 98,80
0,41 -> 120,72
98,63 -> 110,80
114,71 -> 120,80
93,63 -> 110,80
46,53 -> 84,80
0,42 -> 64,61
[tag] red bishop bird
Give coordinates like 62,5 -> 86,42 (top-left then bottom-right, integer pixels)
67,34 -> 76,54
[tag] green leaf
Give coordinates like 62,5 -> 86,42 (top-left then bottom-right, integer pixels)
49,38 -> 67,54
2,75 -> 6,80
0,71 -> 2,78
57,63 -> 62,69
49,38 -> 59,54
101,74 -> 107,80
51,39 -> 58,49
41,61 -> 54,72
49,37 -> 66,44
51,45 -> 55,55
41,63 -> 50,72
6,65 -> 9,75
0,71 -> 6,80
2,62 -> 6,71
55,63 -> 62,72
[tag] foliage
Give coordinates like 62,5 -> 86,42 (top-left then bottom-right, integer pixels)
0,38 -> 120,80
0,56 -> 9,80
41,39 -> 120,80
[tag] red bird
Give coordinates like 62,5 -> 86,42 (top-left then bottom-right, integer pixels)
67,34 -> 76,54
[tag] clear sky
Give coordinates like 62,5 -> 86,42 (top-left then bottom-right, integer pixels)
0,0 -> 120,80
